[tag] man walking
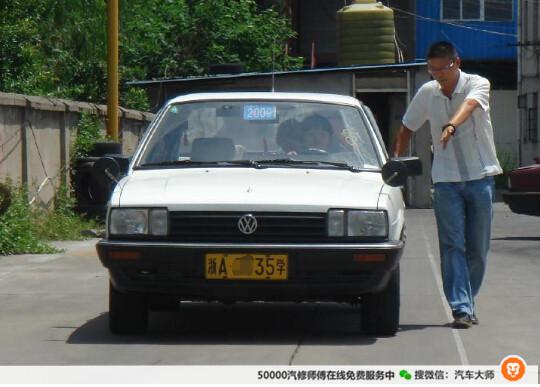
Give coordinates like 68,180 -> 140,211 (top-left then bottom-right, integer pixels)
393,41 -> 502,328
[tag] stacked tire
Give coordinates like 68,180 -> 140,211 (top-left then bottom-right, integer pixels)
337,0 -> 396,66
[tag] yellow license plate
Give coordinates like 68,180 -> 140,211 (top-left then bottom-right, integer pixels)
205,253 -> 288,280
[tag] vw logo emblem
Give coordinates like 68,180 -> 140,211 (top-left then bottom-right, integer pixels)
238,214 -> 258,235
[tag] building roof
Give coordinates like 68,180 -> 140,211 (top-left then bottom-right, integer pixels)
127,61 -> 427,86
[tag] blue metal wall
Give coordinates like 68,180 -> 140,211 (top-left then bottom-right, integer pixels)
415,0 -> 517,60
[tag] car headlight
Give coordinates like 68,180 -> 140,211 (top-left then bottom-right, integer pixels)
327,209 -> 387,237
348,210 -> 387,237
109,208 -> 168,236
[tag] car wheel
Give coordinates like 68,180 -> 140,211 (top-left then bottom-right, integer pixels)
361,266 -> 400,336
109,282 -> 148,334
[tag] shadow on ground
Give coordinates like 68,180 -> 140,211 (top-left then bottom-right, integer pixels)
492,237 -> 540,241
66,302 -> 442,346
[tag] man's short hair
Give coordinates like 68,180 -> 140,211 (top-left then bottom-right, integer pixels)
426,41 -> 458,60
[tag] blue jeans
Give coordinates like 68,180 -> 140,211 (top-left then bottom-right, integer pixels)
433,176 -> 495,316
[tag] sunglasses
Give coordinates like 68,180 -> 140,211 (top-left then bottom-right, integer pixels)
427,61 -> 455,74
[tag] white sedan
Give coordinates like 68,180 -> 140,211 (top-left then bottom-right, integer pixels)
96,92 -> 421,336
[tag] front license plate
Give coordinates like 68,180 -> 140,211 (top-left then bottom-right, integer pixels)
205,253 -> 288,280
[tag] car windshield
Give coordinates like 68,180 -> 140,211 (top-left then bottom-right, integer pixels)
136,100 -> 382,170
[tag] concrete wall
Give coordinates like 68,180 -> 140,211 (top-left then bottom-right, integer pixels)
0,92 -> 154,207
490,90 -> 519,166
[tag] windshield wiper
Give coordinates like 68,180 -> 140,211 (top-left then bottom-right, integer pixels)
313,161 -> 364,172
257,158 -> 362,172
137,160 -> 210,168
224,160 -> 262,168
137,159 -> 262,169
137,159 -> 365,172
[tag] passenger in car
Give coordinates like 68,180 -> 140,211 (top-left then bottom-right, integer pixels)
302,114 -> 333,151
276,118 -> 304,155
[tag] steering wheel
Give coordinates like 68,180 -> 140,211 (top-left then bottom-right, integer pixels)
297,147 -> 328,155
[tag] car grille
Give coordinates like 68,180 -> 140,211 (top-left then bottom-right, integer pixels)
168,211 -> 327,242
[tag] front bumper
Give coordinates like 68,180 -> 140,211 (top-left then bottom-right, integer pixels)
502,192 -> 540,216
96,240 -> 404,302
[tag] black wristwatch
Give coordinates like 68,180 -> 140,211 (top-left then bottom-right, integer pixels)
442,123 -> 456,135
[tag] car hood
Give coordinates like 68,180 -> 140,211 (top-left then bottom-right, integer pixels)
114,167 -> 384,212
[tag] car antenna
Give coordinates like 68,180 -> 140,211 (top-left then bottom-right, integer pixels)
271,38 -> 276,92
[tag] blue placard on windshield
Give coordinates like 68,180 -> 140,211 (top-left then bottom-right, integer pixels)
243,104 -> 277,121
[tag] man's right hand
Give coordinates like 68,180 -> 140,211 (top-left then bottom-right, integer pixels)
439,124 -> 456,149
393,125 -> 413,157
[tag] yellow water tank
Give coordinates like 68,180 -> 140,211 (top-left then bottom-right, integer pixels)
337,0 -> 396,66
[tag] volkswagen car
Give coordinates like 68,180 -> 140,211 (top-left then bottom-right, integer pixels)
96,92 -> 421,336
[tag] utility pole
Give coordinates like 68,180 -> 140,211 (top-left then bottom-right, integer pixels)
107,0 -> 119,141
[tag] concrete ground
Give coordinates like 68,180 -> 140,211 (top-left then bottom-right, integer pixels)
0,203 -> 538,370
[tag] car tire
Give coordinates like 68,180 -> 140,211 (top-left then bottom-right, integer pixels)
361,266 -> 400,336
109,282 -> 148,334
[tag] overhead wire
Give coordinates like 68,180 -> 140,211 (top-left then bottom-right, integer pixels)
389,5 -> 517,37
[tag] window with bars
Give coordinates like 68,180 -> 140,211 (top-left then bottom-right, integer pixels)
441,0 -> 513,21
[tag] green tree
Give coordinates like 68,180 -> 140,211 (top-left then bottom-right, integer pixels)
0,1 -> 48,94
121,0 -> 301,80
0,0 -> 302,110
0,0 -> 107,102
39,0 -> 108,102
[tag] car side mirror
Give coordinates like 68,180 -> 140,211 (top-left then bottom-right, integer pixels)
91,155 -> 131,202
382,157 -> 423,187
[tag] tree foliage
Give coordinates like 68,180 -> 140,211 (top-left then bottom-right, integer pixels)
0,0 -> 107,99
0,0 -> 302,110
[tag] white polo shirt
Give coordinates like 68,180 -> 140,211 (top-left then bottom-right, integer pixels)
402,70 -> 502,183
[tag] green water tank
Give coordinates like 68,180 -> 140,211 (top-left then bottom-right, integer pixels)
337,0 -> 396,66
